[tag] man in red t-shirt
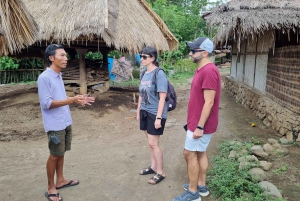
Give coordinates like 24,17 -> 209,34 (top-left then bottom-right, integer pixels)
174,37 -> 221,201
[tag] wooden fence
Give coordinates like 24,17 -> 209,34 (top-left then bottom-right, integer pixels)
0,69 -> 43,84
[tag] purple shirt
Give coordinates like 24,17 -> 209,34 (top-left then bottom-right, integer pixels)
37,68 -> 72,132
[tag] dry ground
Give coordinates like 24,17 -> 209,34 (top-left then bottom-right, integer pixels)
0,71 -> 300,201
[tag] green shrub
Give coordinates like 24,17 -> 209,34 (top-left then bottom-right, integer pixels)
207,140 -> 279,201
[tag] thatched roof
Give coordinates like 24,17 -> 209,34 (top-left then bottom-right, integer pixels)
22,0 -> 178,53
0,0 -> 38,56
204,0 -> 300,51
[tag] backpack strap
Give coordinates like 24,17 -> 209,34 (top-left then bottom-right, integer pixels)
139,70 -> 146,82
152,67 -> 164,96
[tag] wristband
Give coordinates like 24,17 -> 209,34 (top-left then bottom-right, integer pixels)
156,117 -> 162,120
197,126 -> 204,130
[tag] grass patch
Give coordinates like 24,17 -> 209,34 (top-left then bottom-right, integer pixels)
207,140 -> 283,201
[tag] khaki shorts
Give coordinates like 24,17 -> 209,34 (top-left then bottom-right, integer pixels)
47,125 -> 72,156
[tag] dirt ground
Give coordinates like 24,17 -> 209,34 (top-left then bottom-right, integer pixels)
0,70 -> 300,201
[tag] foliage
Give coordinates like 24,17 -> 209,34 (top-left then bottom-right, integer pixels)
85,51 -> 103,60
207,140 -> 281,201
108,50 -> 122,59
0,56 -> 19,70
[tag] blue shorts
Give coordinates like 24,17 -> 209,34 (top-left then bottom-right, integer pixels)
184,130 -> 212,152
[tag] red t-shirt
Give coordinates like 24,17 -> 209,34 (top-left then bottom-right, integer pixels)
187,63 -> 221,134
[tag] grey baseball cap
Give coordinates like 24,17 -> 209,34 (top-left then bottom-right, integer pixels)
186,37 -> 214,53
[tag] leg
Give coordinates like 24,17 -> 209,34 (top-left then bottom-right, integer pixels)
147,134 -> 164,175
146,131 -> 157,171
197,151 -> 208,186
184,149 -> 199,193
46,154 -> 62,201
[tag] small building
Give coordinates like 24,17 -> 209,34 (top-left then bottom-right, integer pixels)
19,0 -> 178,93
204,0 -> 300,141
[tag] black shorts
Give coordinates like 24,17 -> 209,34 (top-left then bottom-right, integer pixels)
140,110 -> 166,135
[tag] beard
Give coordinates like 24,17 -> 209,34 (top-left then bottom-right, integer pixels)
192,55 -> 203,63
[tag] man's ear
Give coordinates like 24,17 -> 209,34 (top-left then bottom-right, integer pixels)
49,55 -> 54,62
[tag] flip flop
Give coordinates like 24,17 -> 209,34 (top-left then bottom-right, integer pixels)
45,191 -> 63,201
56,180 -> 80,189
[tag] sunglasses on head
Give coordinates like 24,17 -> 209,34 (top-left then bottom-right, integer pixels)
140,54 -> 152,60
190,49 -> 205,54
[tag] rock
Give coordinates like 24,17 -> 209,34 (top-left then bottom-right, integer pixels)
130,109 -> 137,113
272,143 -> 282,149
279,137 -> 291,145
259,181 -> 282,198
252,150 -> 269,159
229,140 -> 243,146
165,119 -> 177,128
248,168 -> 267,181
239,162 -> 256,170
250,145 -> 264,152
238,155 -> 258,162
167,118 -> 177,123
240,149 -> 249,155
228,150 -> 237,159
263,143 -> 274,153
259,161 -> 273,171
275,146 -> 289,156
118,106 -> 125,112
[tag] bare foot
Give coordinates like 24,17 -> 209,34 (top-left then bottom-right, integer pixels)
56,179 -> 80,189
46,189 -> 62,201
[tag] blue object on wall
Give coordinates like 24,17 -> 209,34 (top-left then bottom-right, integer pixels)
107,57 -> 115,81
135,53 -> 141,66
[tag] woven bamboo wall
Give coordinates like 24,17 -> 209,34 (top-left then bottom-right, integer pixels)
266,45 -> 300,114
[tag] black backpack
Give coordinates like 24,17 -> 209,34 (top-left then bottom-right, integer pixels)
140,67 -> 177,111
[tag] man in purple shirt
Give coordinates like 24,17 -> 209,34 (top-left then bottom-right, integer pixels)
38,44 -> 94,201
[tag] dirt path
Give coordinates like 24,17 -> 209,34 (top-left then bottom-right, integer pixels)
0,73 -> 299,201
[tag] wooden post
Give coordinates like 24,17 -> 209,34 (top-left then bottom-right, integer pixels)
76,49 -> 88,94
102,50 -> 108,72
40,50 -> 48,70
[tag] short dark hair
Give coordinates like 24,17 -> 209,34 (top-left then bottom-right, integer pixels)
141,46 -> 159,67
45,44 -> 64,66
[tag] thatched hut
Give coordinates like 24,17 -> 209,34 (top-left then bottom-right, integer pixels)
204,0 -> 300,141
0,0 -> 38,55
20,0 -> 178,94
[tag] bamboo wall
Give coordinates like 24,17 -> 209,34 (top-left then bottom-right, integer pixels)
266,45 -> 300,115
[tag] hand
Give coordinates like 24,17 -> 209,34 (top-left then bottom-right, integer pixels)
154,119 -> 162,129
136,112 -> 140,121
193,128 -> 203,139
79,94 -> 95,106
73,95 -> 95,106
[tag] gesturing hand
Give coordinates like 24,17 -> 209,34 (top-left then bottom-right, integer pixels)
73,94 -> 95,106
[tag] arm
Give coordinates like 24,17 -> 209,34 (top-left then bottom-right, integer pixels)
154,92 -> 167,129
136,95 -> 142,121
193,89 -> 216,139
49,97 -> 74,109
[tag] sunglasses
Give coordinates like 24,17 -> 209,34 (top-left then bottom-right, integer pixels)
190,49 -> 205,54
140,54 -> 152,60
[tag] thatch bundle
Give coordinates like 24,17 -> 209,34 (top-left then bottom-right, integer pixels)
204,0 -> 300,52
22,0 -> 178,53
0,0 -> 38,55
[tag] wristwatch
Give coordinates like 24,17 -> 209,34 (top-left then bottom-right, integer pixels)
156,117 -> 162,120
196,126 -> 204,130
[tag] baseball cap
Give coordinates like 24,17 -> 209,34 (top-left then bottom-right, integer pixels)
186,37 -> 214,53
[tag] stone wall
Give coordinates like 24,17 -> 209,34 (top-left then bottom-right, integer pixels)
224,76 -> 300,142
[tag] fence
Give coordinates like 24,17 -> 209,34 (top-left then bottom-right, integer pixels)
0,69 -> 43,84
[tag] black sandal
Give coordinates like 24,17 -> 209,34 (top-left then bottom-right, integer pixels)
148,173 -> 166,184
139,166 -> 156,175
